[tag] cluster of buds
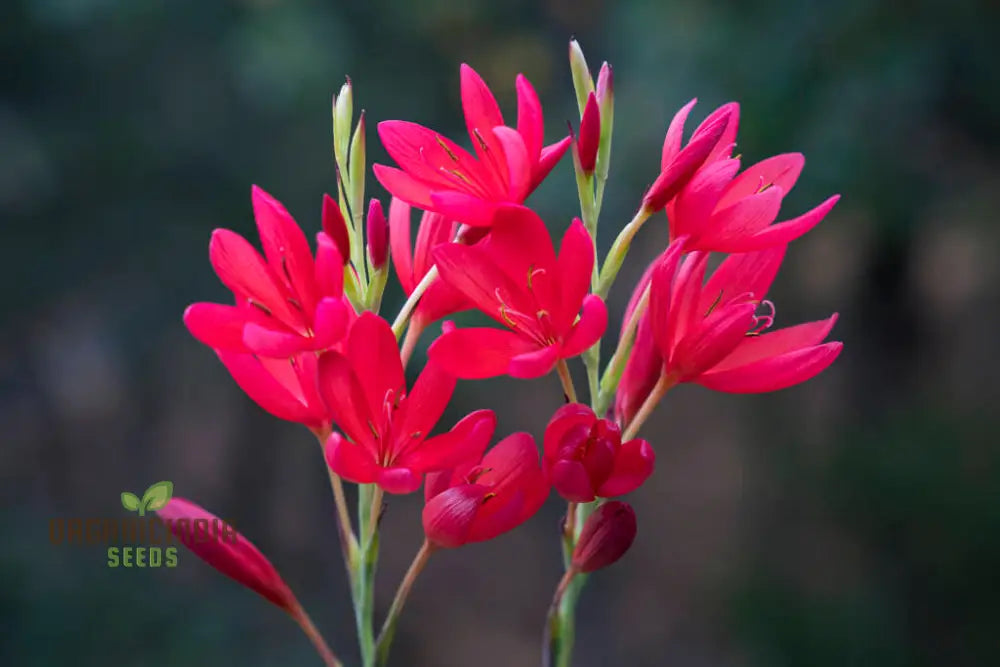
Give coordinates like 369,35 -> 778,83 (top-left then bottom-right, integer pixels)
164,38 -> 842,667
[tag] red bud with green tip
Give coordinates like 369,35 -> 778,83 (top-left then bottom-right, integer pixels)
366,198 -> 388,270
577,93 -> 600,174
571,500 -> 637,573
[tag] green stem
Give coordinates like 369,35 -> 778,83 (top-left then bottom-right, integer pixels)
595,283 -> 650,417
375,540 -> 435,666
555,359 -> 578,404
354,483 -> 381,667
595,207 -> 653,298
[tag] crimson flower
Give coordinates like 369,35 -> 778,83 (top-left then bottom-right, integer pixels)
374,65 -> 572,226
320,312 -> 495,494
184,185 -> 351,358
571,500 -> 638,573
428,205 -> 607,379
217,349 -> 328,428
422,431 -> 549,548
387,197 -> 471,328
663,104 -> 839,252
157,497 -> 299,614
543,404 -> 654,503
617,239 -> 841,420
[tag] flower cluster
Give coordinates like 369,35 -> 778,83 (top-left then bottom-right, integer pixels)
166,40 -> 842,667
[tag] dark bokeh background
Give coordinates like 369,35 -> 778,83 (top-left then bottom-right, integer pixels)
3,0 -> 999,665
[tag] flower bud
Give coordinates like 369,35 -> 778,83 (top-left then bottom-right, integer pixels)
577,92 -> 600,174
366,198 -> 388,270
157,497 -> 300,614
572,500 -> 637,573
333,77 -> 353,170
596,62 -> 613,108
568,39 -> 595,116
321,193 -> 351,262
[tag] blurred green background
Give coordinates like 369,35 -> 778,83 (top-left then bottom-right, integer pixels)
3,0 -> 998,665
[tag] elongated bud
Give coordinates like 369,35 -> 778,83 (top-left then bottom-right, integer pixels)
349,111 -> 367,218
322,193 -> 350,261
366,198 -> 388,270
596,62 -> 613,108
568,39 -> 595,116
333,77 -> 353,172
571,500 -> 637,573
577,93 -> 600,174
156,497 -> 300,613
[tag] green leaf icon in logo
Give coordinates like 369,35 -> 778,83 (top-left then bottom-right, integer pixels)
140,481 -> 174,516
121,492 -> 141,513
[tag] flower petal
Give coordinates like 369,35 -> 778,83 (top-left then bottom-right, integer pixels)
423,484 -> 488,548
429,191 -> 497,227
597,438 -> 655,497
251,185 -> 317,313
672,158 -> 741,240
492,126 -> 531,202
736,195 -> 840,252
717,153 -> 804,209
376,467 -> 423,495
515,74 -> 543,165
433,243 -> 533,326
670,303 -> 755,380
243,323 -> 305,357
373,164 -> 435,210
399,409 -> 496,473
700,245 -> 787,314
647,240 -> 687,359
697,342 -> 843,393
217,351 -> 321,426
325,432 -> 379,485
561,295 -> 608,358
347,313 -> 405,419
712,314 -> 839,372
508,344 -> 560,379
532,136 -> 572,192
184,303 -> 251,351
388,198 -> 416,294
543,403 -> 596,462
428,327 -> 537,379
314,232 -> 345,299
555,218 -> 596,332
701,186 -> 784,250
661,98 -> 697,169
312,297 -> 349,349
395,360 -> 457,443
317,351 -> 374,447
551,460 -> 597,502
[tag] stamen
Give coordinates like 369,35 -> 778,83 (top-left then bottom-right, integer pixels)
704,290 -> 725,317
435,136 -> 460,162
472,128 -> 490,152
249,300 -> 272,316
481,492 -> 497,504
747,299 -> 776,336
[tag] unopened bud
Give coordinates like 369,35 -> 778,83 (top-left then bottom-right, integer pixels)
568,39 -> 595,116
321,193 -> 350,261
596,62 -> 613,108
333,77 -> 353,170
366,198 -> 388,270
577,92 -> 600,174
571,501 -> 637,573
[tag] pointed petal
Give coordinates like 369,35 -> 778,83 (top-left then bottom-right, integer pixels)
492,126 -> 531,202
701,245 -> 787,313
312,297 -> 349,349
698,342 -> 843,393
322,193 -> 351,262
717,153 -> 804,209
377,121 -> 487,193
317,351 -> 375,447
597,438 -> 655,497
561,295 -> 608,358
423,484 -> 487,548
242,323 -> 305,357
647,240 -> 687,359
735,195 -> 840,252
157,498 -> 299,613
460,64 -> 508,189
531,136 -> 572,192
433,243 -> 531,326
251,185 -> 317,313
428,327 -> 537,379
543,403 -> 596,462
515,74 -> 543,164
661,98 -> 697,168
615,315 -> 663,425
184,303 -> 250,351
347,313 -> 405,420
672,158 -> 741,239
396,361 -> 457,442
314,233 -> 344,298
429,191 -> 497,227
670,303 -> 756,380
399,410 -> 496,473
209,229 -> 301,330
376,467 -> 423,495
486,204 -> 558,291
555,218 -> 596,331
508,344 -> 560,379
217,351 -> 320,426
713,314 -> 839,372
388,197 -> 416,294
700,186 -> 784,249
412,211 -> 454,280
666,252 -> 710,356
325,432 -> 379,485
373,164 -> 434,210
701,102 -> 739,163
552,460 -> 597,502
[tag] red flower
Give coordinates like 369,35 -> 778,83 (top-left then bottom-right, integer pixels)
387,197 -> 471,328
428,205 -> 607,379
576,92 -> 600,174
571,500 -> 637,573
614,259 -> 664,426
422,431 -> 549,548
625,238 -> 842,399
184,185 -> 352,358
642,100 -> 737,212
543,404 -> 654,502
320,312 -> 495,494
374,65 -> 572,226
157,497 -> 299,614
663,105 -> 839,252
